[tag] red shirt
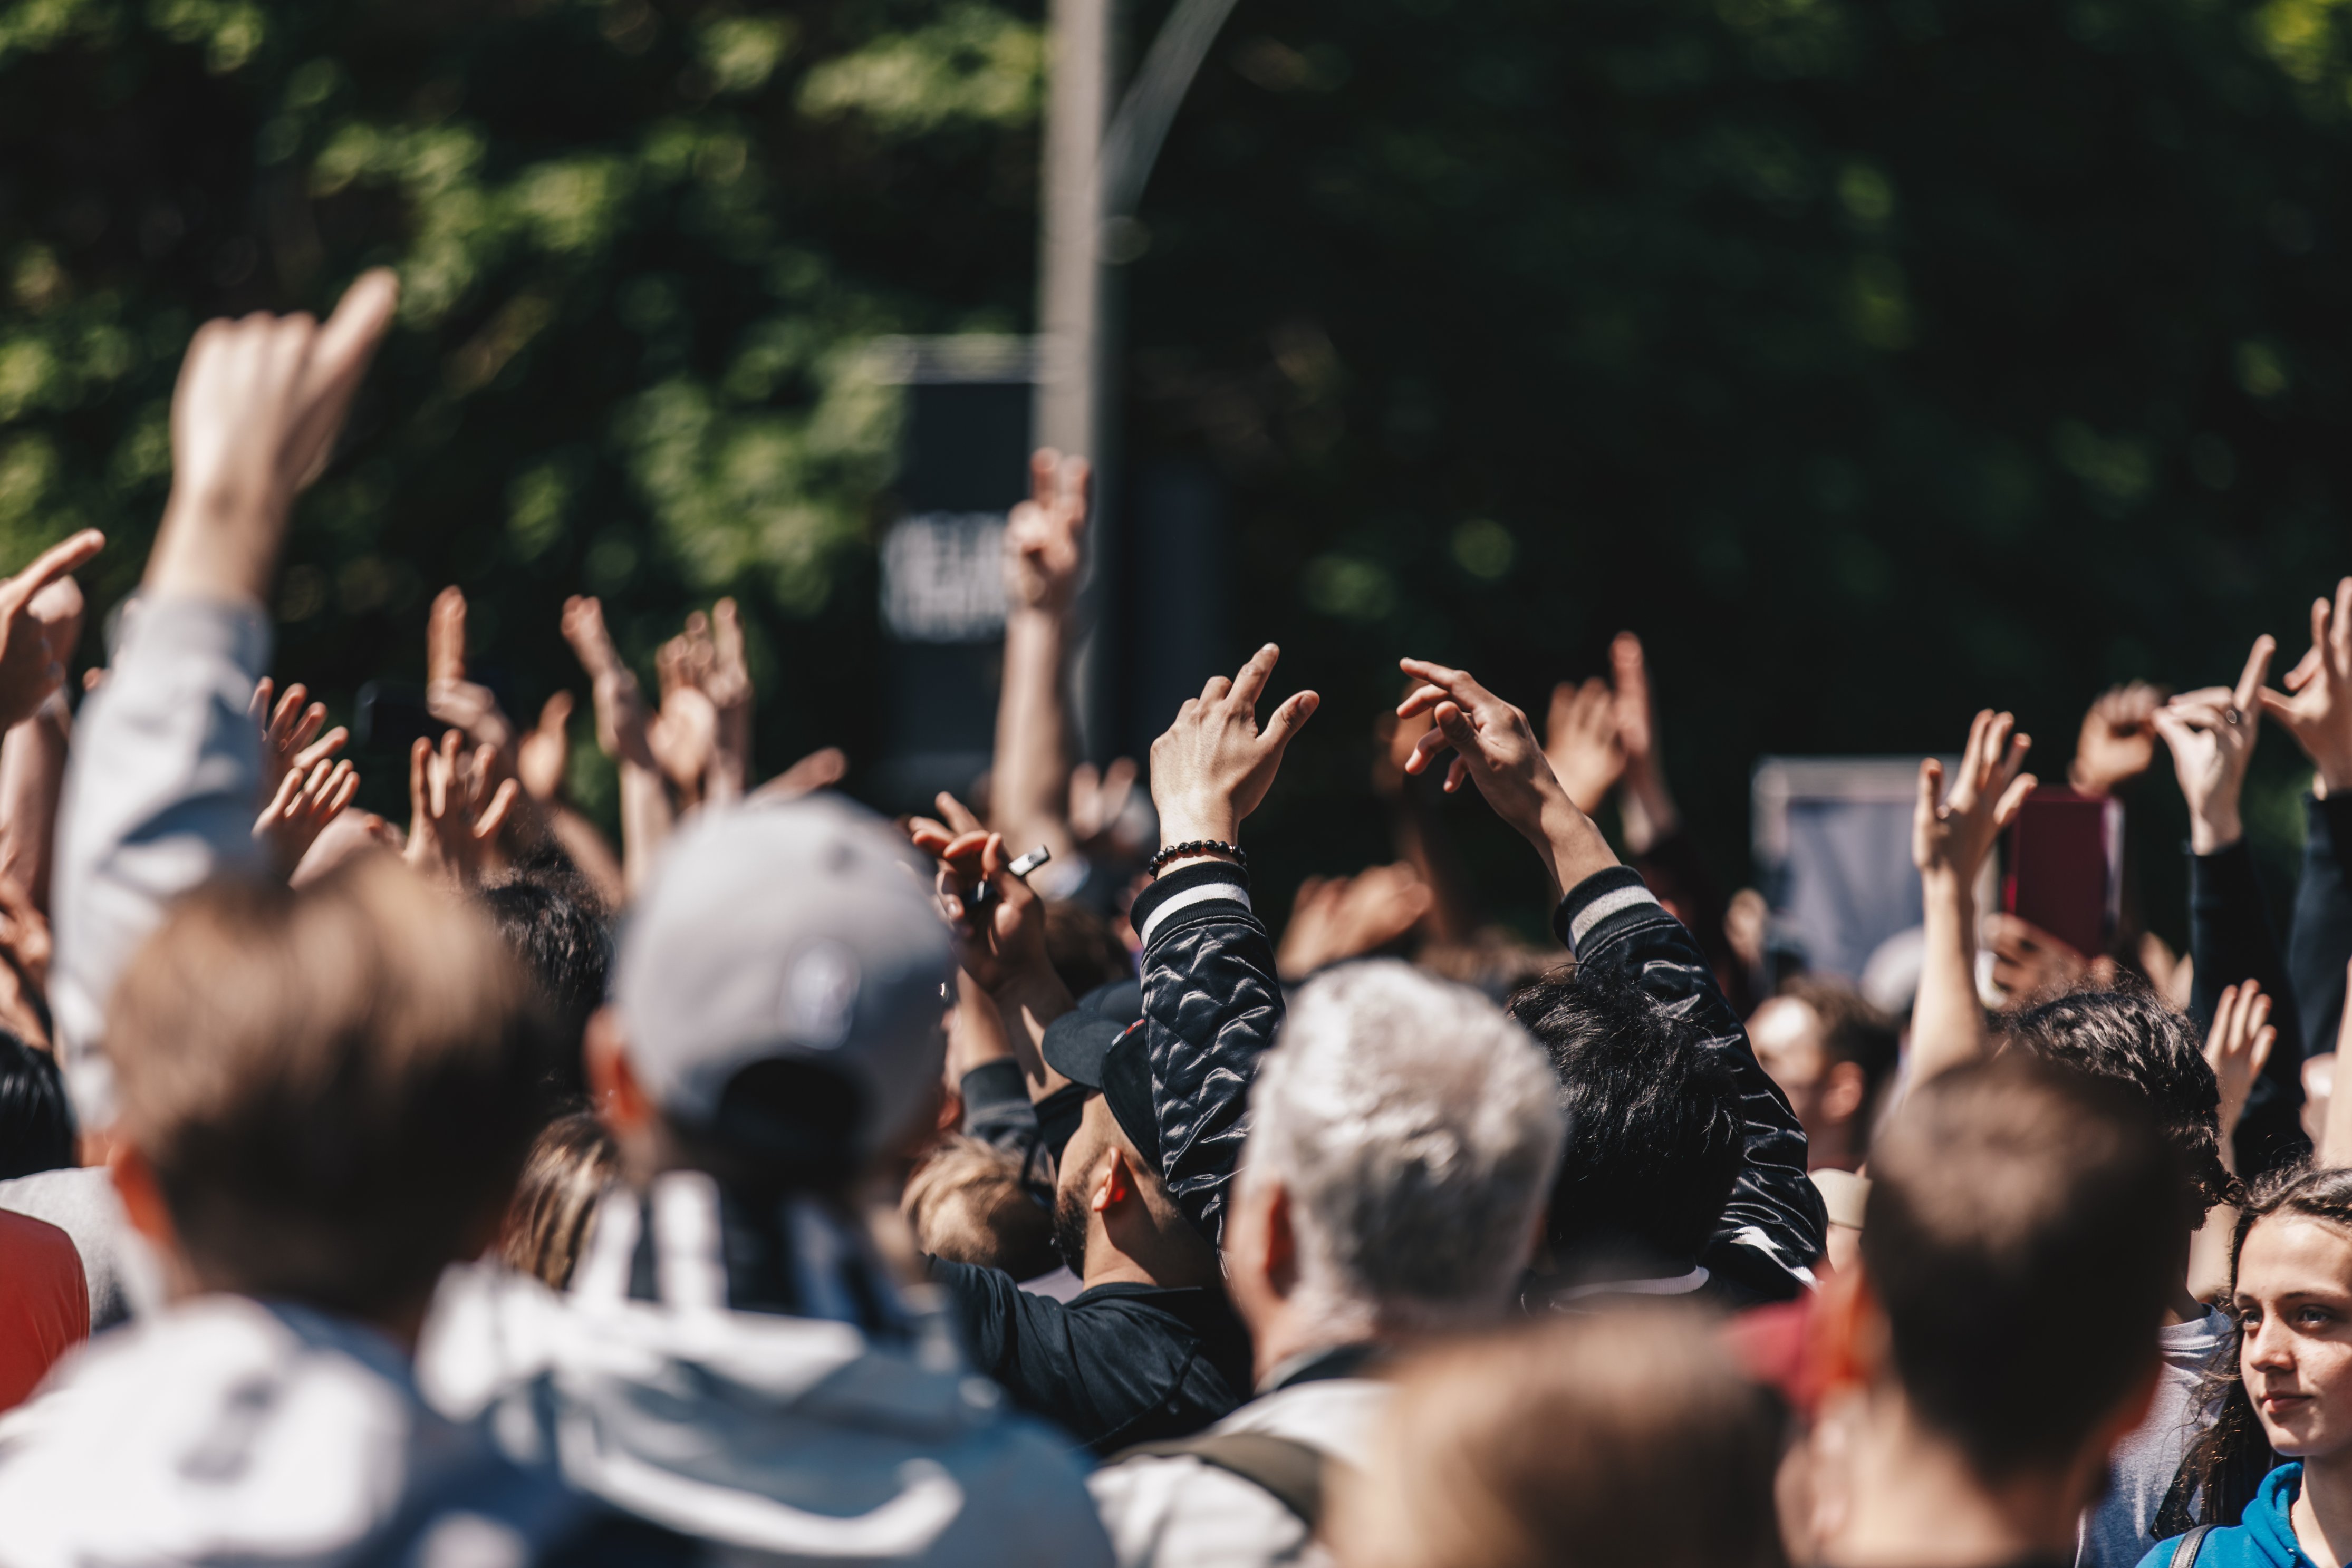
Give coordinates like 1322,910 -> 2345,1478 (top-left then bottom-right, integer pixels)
0,1208 -> 88,1410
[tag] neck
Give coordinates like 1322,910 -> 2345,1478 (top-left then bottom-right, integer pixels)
1082,1219 -> 1220,1294
1249,1296 -> 1382,1386
1824,1384 -> 2088,1568
2294,1450 -> 2352,1568
1809,1125 -> 1862,1173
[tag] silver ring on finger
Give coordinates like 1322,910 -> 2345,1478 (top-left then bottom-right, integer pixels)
2224,706 -> 2244,727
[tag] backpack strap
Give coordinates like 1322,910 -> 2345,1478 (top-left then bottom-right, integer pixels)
2170,1523 -> 2216,1568
1112,1431 -> 1339,1530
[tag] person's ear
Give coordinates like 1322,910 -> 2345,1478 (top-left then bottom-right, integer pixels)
585,1006 -> 654,1137
105,1140 -> 177,1251
1810,1262 -> 1886,1395
1821,1060 -> 1868,1125
1094,1147 -> 1136,1216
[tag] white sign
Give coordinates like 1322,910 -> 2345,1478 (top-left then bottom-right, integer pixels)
881,512 -> 1007,643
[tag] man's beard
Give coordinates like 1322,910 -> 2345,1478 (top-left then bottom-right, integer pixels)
1052,1183 -> 1091,1275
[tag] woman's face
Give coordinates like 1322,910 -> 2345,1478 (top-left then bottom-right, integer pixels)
2238,1214 -> 2352,1459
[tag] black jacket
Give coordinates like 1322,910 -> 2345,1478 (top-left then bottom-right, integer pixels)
931,1262 -> 1252,1456
1128,860 -> 1285,1246
930,863 -> 1271,1454
1554,865 -> 1827,1303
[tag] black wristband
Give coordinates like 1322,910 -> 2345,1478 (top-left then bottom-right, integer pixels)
1148,839 -> 1247,877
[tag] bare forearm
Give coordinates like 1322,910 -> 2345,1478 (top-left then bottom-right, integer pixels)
1386,792 -> 1476,945
0,694 -> 70,913
991,608 -> 1073,854
1618,760 -> 1680,857
142,493 -> 284,608
619,763 -> 673,900
1527,793 -> 1621,907
547,805 -> 626,909
1910,874 -> 1988,1083
992,967 -> 1076,1100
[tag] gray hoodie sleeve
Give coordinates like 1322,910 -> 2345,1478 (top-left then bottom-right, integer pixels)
52,596 -> 271,1124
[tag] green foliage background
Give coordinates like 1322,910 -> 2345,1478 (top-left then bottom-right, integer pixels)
7,0 -> 2352,935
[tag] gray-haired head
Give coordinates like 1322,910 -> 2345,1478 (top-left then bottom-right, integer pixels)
1246,960 -> 1566,1336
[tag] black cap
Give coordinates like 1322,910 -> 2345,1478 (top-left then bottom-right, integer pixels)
1043,1013 -> 1161,1172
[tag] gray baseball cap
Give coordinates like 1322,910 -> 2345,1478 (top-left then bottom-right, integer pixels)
610,794 -> 953,1162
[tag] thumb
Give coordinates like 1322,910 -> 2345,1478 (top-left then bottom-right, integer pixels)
1264,690 -> 1319,751
1434,700 -> 1482,768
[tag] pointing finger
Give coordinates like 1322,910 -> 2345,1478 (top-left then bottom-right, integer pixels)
2235,634 -> 2278,714
1229,644 -> 1281,710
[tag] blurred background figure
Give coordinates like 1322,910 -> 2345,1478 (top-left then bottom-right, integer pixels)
1328,1311 -> 1785,1568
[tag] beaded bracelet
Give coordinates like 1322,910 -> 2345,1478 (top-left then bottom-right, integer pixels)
1148,839 -> 1247,876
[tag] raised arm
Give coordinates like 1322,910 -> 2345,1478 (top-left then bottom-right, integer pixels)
989,450 -> 1088,868
2155,635 -> 2306,1169
1132,644 -> 1317,1243
1906,710 -> 2037,1085
561,594 -> 672,896
54,270 -> 396,1120
2269,583 -> 2352,1073
909,796 -> 1076,1101
1398,655 -> 1823,1289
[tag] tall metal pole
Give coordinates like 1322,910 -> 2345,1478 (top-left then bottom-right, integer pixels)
1034,0 -> 1112,466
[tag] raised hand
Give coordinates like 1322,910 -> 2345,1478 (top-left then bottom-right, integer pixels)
1982,911 -> 2094,1002
2071,681 -> 2168,798
909,795 -> 1053,994
703,599 -> 754,801
1908,710 -> 2036,1082
250,677 -> 348,802
2262,577 -> 2352,797
1149,644 -> 1318,852
1276,863 -> 1435,981
404,728 -> 518,888
750,746 -> 849,803
255,754 -> 360,876
561,595 -> 656,771
1397,658 -> 1566,840
1609,631 -> 1659,773
1542,676 -> 1624,817
1397,656 -> 1618,900
0,533 -> 104,731
649,630 -> 719,802
2206,980 -> 2278,1144
1068,757 -> 1141,850
290,808 -> 404,889
1004,449 -> 1091,614
423,586 -> 518,766
516,692 -> 574,804
146,269 -> 399,604
2154,636 -> 2273,853
1913,710 -> 2036,889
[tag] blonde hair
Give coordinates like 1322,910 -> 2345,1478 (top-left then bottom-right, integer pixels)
902,1135 -> 1055,1278
502,1111 -> 619,1289
108,857 -> 550,1315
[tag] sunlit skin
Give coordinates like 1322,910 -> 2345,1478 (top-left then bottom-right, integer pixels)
2237,1214 -> 2352,1568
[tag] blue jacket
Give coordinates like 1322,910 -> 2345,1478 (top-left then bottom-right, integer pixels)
2142,1465 -> 2314,1568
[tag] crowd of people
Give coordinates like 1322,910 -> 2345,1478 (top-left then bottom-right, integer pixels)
1,268 -> 2351,1568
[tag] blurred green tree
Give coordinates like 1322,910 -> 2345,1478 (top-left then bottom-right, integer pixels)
1117,0 -> 2352,938
7,0 -> 2352,944
0,0 -> 1045,824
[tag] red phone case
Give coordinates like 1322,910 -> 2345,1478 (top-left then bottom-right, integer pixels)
2003,786 -> 2121,961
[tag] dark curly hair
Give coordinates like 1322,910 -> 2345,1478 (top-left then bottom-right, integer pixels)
1509,961 -> 1744,1271
2003,984 -> 2237,1230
